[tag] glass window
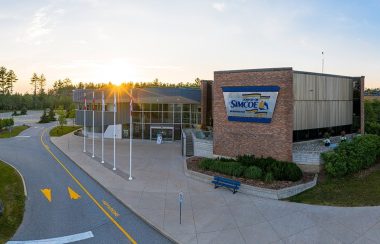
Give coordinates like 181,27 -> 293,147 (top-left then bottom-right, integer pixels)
174,112 -> 181,123
142,112 -> 150,123
174,104 -> 182,112
132,112 -> 141,123
133,103 -> 141,111
163,104 -> 169,111
151,112 -> 161,123
182,112 -> 190,123
183,104 -> 190,112
163,112 -> 173,123
151,104 -> 159,111
143,103 -> 150,111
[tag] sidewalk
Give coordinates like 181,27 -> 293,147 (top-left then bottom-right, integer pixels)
52,133 -> 380,244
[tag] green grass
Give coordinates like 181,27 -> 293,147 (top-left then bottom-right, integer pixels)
0,126 -> 29,138
287,167 -> 380,206
49,126 -> 81,137
0,161 -> 25,243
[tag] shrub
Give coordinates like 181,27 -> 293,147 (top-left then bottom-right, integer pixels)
20,107 -> 27,115
244,166 -> 262,180
199,158 -> 214,170
282,163 -> 303,181
0,118 -> 14,129
236,155 -> 255,167
323,134 -> 380,177
264,172 -> 274,182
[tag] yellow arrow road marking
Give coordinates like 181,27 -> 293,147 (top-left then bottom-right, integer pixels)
40,129 -> 137,244
68,187 -> 81,200
41,188 -> 52,202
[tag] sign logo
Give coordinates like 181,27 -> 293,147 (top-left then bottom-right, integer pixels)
222,86 -> 280,123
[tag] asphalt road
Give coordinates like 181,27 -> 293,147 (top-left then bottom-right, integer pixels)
0,123 -> 173,244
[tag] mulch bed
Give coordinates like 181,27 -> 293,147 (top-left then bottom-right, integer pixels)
187,156 -> 315,190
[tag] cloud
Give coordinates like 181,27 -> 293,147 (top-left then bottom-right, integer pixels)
212,2 -> 226,12
20,6 -> 65,44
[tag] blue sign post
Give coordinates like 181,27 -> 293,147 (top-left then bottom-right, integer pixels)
179,192 -> 184,224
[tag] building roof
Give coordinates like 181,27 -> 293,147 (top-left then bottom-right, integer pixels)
73,87 -> 201,104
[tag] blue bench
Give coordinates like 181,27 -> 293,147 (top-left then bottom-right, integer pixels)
212,176 -> 240,194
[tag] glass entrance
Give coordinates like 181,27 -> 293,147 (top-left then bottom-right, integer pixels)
150,126 -> 174,141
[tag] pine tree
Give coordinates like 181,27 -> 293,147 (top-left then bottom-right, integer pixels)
0,66 -> 7,94
39,74 -> 46,95
6,70 -> 18,94
30,73 -> 39,96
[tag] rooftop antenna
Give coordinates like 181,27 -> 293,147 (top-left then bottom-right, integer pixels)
321,51 -> 325,74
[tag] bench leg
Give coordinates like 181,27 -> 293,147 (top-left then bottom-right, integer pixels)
233,189 -> 237,194
214,185 -> 219,189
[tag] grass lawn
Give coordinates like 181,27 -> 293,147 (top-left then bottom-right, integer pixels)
0,126 -> 29,138
287,165 -> 380,206
0,161 -> 25,243
49,126 -> 81,137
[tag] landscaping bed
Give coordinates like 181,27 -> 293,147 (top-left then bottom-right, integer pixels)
187,156 -> 315,190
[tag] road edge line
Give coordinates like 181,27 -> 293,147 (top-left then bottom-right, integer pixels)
49,132 -> 181,244
0,158 -> 28,197
40,129 -> 137,244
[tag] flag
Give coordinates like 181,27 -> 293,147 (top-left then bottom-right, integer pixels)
114,92 -> 117,112
92,91 -> 95,110
84,92 -> 87,110
130,95 -> 133,117
102,92 -> 105,112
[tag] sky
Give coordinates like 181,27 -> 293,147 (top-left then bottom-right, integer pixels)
0,0 -> 379,93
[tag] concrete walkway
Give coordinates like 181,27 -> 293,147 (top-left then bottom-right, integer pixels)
52,134 -> 380,244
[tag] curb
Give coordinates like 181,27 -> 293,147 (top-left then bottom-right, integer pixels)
0,158 -> 28,197
49,133 -> 180,244
184,156 -> 318,200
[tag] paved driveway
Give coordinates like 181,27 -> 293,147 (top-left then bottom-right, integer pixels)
53,134 -> 380,244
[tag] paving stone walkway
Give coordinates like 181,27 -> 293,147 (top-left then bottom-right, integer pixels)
52,133 -> 380,244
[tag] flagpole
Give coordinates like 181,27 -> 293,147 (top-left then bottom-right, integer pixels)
129,88 -> 133,181
113,91 -> 116,171
92,91 -> 95,158
83,92 -> 86,153
101,91 -> 104,164
322,51 -> 325,74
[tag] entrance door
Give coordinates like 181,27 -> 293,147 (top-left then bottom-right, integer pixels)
150,126 -> 174,141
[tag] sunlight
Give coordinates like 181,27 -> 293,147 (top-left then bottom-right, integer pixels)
93,59 -> 138,85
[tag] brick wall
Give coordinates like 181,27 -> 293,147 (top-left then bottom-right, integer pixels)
213,68 -> 294,161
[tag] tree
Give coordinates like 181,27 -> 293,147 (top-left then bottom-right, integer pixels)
0,66 -> 7,94
39,74 -> 46,95
30,73 -> 39,96
57,109 -> 67,128
194,77 -> 201,87
6,70 -> 17,94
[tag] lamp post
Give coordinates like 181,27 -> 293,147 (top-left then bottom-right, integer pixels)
129,88 -> 133,181
113,91 -> 116,171
83,92 -> 86,153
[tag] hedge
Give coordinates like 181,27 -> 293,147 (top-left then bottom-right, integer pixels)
322,134 -> 380,177
199,155 -> 303,182
0,118 -> 14,130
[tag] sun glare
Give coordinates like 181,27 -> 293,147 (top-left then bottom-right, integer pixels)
94,60 -> 138,85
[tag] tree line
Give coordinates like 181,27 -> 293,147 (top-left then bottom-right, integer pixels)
0,66 -> 202,112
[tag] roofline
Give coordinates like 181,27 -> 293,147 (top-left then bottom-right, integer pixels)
214,67 -> 293,74
294,70 -> 363,79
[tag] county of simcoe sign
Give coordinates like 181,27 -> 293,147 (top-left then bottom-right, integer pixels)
222,86 -> 280,123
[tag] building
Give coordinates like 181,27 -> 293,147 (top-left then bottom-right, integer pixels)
73,67 -> 364,162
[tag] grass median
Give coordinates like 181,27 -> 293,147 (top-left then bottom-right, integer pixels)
0,161 -> 25,243
0,126 -> 29,138
49,126 -> 81,137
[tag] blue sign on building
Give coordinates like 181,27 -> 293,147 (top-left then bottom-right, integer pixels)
222,86 -> 280,123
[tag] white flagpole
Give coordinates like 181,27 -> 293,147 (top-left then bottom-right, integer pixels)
92,91 -> 95,158
83,92 -> 86,153
129,88 -> 133,181
113,91 -> 116,171
101,91 -> 104,164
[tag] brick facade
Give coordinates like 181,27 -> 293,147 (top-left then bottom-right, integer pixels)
213,68 -> 294,161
